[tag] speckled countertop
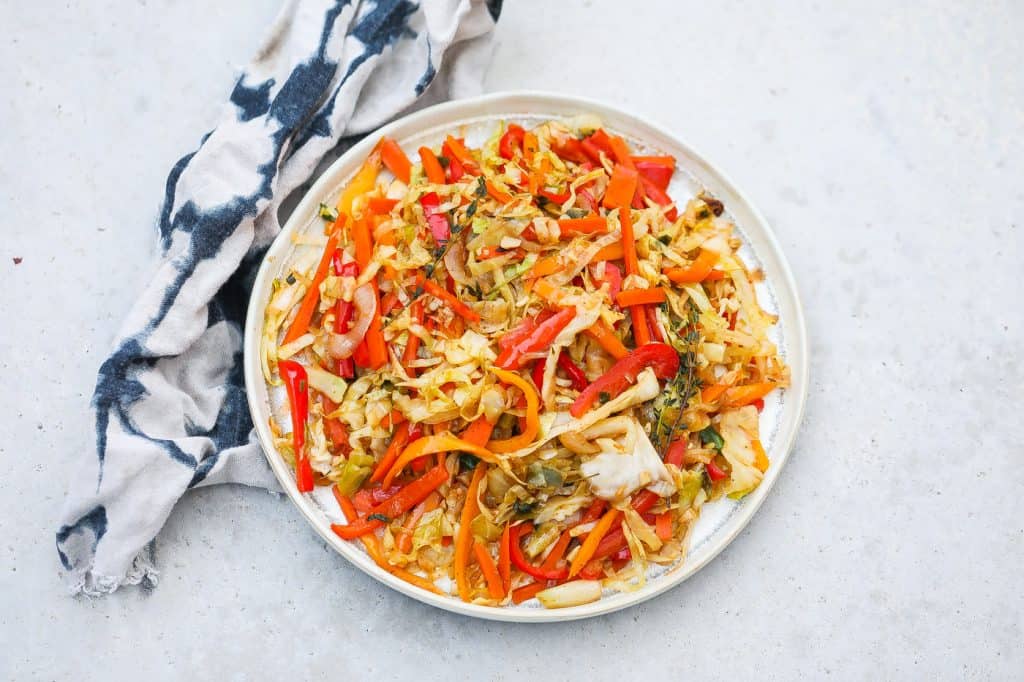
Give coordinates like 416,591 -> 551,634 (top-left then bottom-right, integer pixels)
2,1 -> 1021,679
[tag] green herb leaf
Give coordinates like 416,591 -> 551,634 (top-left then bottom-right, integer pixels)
698,426 -> 725,451
459,452 -> 480,471
368,513 -> 390,523
566,207 -> 588,219
318,202 -> 339,222
466,200 -> 477,219
598,391 -> 611,404
475,176 -> 487,197
437,155 -> 450,168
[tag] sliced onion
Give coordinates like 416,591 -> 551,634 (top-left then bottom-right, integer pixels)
328,283 -> 376,359
559,431 -> 600,455
536,581 -> 602,609
444,230 -> 470,284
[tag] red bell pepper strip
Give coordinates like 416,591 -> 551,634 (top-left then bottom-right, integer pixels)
446,151 -> 465,182
580,138 -> 605,165
586,129 -> 616,158
509,523 -> 570,581
556,352 -> 588,391
706,459 -> 729,482
277,360 -> 314,493
499,123 -> 525,159
664,438 -> 687,468
538,187 -> 571,204
638,175 -> 678,221
569,343 -> 680,417
369,421 -> 421,484
498,311 -> 554,351
495,307 -> 575,370
443,136 -> 478,174
635,161 -> 674,191
418,146 -> 446,184
378,137 -> 411,184
592,261 -> 622,302
332,461 -> 450,540
550,137 -> 588,164
352,484 -> 403,513
645,305 -> 665,343
531,358 -> 547,392
332,258 -> 360,378
419,192 -> 450,244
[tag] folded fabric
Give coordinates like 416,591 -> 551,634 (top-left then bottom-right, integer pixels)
56,0 -> 502,596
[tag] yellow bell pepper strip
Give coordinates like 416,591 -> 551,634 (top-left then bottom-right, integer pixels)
415,273 -> 481,322
418,146 -> 446,184
382,433 -> 497,488
473,541 -> 505,599
282,230 -> 340,344
332,487 -> 442,595
278,360 -> 314,492
722,382 -> 776,408
602,164 -> 638,209
455,464 -> 486,601
615,287 -> 666,307
336,151 -> 381,219
486,367 -> 540,453
664,248 -> 719,283
569,508 -> 621,577
752,439 -> 770,473
378,137 -> 411,184
583,319 -> 629,360
332,461 -> 450,539
557,216 -> 608,235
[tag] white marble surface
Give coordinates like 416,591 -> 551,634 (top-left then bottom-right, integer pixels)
2,1 -> 1022,679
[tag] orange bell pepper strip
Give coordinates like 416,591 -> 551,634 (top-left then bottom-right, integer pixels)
511,581 -> 547,605
498,523 -> 512,593
723,382 -> 776,408
378,137 -> 411,184
615,288 -> 666,307
486,179 -> 513,204
527,256 -> 563,279
569,508 -> 621,577
382,433 -> 496,488
402,300 -> 424,376
369,421 -> 416,484
593,242 -> 624,262
455,464 -> 486,601
700,383 -> 730,404
282,231 -> 339,344
607,135 -> 635,169
367,196 -> 399,215
655,511 -> 673,541
583,319 -> 629,359
486,367 -> 539,453
473,541 -> 505,599
331,461 -> 450,539
522,131 -> 539,164
415,273 -> 481,322
443,135 -> 478,173
335,152 -> 381,221
396,491 -> 440,554
630,155 -> 676,168
332,486 -> 442,595
418,146 -> 446,184
602,164 -> 639,209
664,248 -> 719,283
557,216 -> 608,235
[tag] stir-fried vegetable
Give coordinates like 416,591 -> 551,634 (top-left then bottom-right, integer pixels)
262,117 -> 789,606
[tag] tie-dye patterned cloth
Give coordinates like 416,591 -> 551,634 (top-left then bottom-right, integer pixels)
57,0 -> 501,596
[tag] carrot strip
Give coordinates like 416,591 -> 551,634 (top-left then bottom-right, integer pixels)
378,137 -> 411,184
402,300 -> 424,376
455,465 -> 486,601
474,541 -> 505,599
569,509 -> 621,577
486,179 -> 514,204
418,146 -> 446,184
486,368 -> 539,453
522,131 -> 538,165
607,135 -> 635,169
619,206 -> 640,276
461,417 -> 496,447
527,256 -> 563,279
602,164 -> 639,209
664,249 -> 719,283
557,216 -> 608,235
583,320 -> 629,359
282,232 -> 339,344
511,581 -> 546,604
723,382 -> 776,408
369,422 -> 413,483
615,288 -> 666,307
498,523 -> 512,593
332,463 -> 449,539
540,531 -> 572,572
416,274 -> 481,322
655,512 -> 673,541
630,155 -> 676,167
444,135 -> 477,172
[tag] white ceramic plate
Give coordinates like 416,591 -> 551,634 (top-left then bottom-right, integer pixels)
244,91 -> 808,622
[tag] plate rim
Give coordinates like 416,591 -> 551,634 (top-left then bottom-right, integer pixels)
243,90 -> 809,622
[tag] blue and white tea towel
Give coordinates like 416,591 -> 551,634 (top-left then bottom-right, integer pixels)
56,0 -> 502,596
